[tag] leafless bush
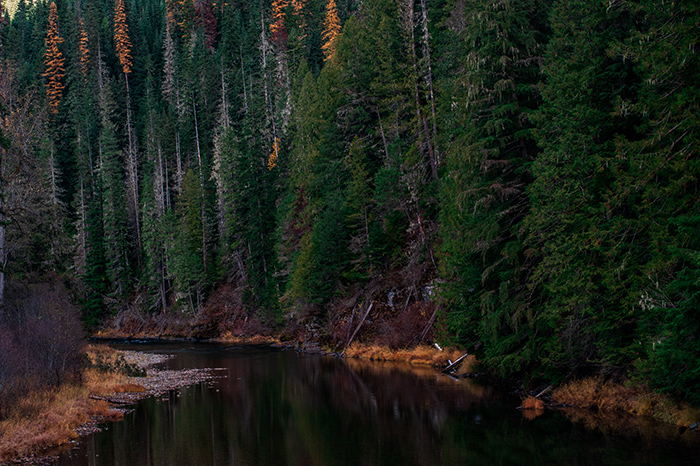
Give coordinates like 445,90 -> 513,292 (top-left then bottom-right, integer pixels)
0,280 -> 85,418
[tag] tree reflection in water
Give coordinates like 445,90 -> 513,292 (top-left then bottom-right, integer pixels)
58,344 -> 699,466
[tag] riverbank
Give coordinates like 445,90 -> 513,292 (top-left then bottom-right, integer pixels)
0,345 -> 218,464
95,317 -> 700,433
548,377 -> 700,430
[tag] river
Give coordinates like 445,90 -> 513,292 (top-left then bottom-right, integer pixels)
57,342 -> 699,466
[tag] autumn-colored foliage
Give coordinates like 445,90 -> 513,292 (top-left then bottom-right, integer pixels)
270,0 -> 289,48
165,0 -> 178,31
268,137 -> 280,170
291,0 -> 306,18
321,0 -> 340,61
114,0 -> 132,75
169,0 -> 195,41
42,2 -> 64,114
289,0 -> 307,39
78,19 -> 90,76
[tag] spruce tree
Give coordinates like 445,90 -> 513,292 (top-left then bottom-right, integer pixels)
619,1 -> 700,403
525,0 -> 641,375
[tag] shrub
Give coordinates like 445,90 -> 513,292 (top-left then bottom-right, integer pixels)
0,279 -> 85,417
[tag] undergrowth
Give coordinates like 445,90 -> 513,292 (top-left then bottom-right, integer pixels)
552,377 -> 700,427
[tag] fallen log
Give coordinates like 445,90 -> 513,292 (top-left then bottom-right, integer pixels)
416,306 -> 439,344
340,302 -> 374,357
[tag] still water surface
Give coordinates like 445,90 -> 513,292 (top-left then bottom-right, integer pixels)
58,342 -> 699,466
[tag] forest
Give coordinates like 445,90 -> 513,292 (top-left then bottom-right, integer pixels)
0,0 -> 698,407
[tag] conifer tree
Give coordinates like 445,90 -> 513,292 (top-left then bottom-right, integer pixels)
438,0 -> 551,373
78,18 -> 89,76
97,54 -> 130,296
114,0 -> 132,75
114,0 -> 141,257
290,0 -> 307,39
525,0 -> 641,374
162,24 -> 177,105
270,0 -> 289,48
619,0 -> 700,403
321,0 -> 341,62
43,2 -> 64,114
172,168 -> 205,311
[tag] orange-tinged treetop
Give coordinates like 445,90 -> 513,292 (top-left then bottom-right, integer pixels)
114,0 -> 132,74
321,0 -> 340,62
270,0 -> 289,47
268,137 -> 280,170
79,18 -> 89,76
43,2 -> 64,114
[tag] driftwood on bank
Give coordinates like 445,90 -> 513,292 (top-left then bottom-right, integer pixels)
442,352 -> 469,373
340,302 -> 374,357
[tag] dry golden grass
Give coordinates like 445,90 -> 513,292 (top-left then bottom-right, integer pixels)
0,345 -> 143,462
85,344 -> 121,365
113,383 -> 147,393
83,367 -> 128,396
520,396 -> 546,420
217,332 -> 281,345
521,396 -> 545,410
0,384 -> 121,462
552,377 -> 700,426
344,343 -> 476,372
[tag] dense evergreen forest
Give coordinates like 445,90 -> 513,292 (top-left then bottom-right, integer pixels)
0,0 -> 698,404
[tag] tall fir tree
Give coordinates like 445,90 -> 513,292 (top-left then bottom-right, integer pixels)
438,0 -> 551,373
618,1 -> 700,404
524,0 -> 641,376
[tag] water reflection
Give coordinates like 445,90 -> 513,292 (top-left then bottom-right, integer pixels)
58,344 -> 700,466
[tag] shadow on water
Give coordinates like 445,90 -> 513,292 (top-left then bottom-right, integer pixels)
58,343 -> 700,466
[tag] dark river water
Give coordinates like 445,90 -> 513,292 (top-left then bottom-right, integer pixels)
57,342 -> 699,466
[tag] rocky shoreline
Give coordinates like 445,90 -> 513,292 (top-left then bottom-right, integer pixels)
12,350 -> 222,465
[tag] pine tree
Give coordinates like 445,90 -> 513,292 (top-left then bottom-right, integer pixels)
114,0 -> 141,258
172,168 -> 205,312
96,54 -> 130,296
42,2 -> 64,114
162,24 -> 177,105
